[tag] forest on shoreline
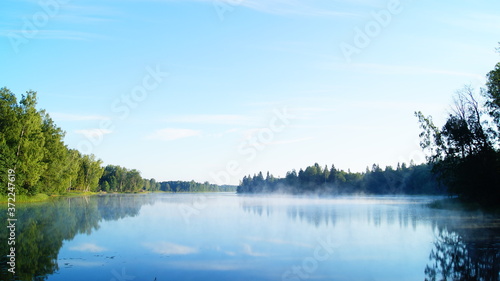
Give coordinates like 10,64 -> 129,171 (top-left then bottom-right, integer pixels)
238,50 -> 500,206
237,162 -> 445,195
0,88 -> 235,197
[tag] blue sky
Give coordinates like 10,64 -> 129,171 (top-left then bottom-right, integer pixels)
1,0 -> 500,184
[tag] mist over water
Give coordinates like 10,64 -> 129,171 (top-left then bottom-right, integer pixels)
1,193 -> 498,281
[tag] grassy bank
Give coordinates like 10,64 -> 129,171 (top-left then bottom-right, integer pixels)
0,191 -> 99,203
0,193 -> 51,203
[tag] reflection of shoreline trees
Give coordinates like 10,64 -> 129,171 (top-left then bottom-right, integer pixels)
0,195 -> 155,281
241,201 -> 339,227
239,197 -> 425,229
286,206 -> 337,228
425,228 -> 500,281
238,197 -> 500,280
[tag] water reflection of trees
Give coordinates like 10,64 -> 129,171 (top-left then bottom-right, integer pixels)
286,206 -> 337,227
0,194 -> 155,281
425,226 -> 500,281
241,204 -> 269,218
284,203 -> 500,280
239,197 -> 500,280
240,199 -> 422,230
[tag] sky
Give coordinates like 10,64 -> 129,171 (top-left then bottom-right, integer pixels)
1,0 -> 500,185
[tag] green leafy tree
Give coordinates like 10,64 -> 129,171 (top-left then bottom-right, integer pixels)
143,179 -> 151,191
416,84 -> 499,204
485,45 -> 500,134
77,154 -> 104,192
0,88 -> 20,194
37,112 -> 73,194
125,169 -> 142,192
66,149 -> 82,191
15,91 -> 47,195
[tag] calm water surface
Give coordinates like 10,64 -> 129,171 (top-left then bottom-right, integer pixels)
1,193 -> 499,281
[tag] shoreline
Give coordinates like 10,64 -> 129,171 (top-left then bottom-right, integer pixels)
427,197 -> 500,214
0,190 -> 236,203
0,192 -> 99,204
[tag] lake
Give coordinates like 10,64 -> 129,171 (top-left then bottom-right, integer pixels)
1,193 -> 499,281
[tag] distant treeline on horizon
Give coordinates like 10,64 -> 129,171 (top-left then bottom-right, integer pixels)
98,165 -> 237,193
237,162 -> 446,195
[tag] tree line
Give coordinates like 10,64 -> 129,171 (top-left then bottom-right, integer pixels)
160,181 -> 236,192
98,165 -> 161,193
0,88 -> 235,196
99,168 -> 237,193
237,162 -> 444,195
0,88 -> 105,195
416,48 -> 500,206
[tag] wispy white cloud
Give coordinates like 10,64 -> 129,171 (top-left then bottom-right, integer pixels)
51,113 -> 111,121
224,251 -> 237,256
1,30 -> 108,41
57,4 -> 123,24
213,245 -> 237,256
0,2 -> 119,41
164,114 -> 253,125
146,128 -> 201,141
232,0 -> 357,17
206,128 -> 241,138
290,106 -> 335,120
69,243 -> 107,253
327,62 -> 486,82
75,129 -> 113,138
246,236 -> 314,248
241,128 -> 263,140
148,0 -> 358,17
343,100 -> 445,112
167,260 -> 251,271
34,30 -> 109,40
242,244 -> 267,257
268,137 -> 314,145
239,127 -> 313,144
441,12 -> 500,34
143,242 -> 198,255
